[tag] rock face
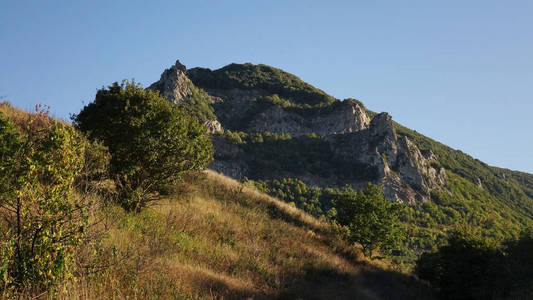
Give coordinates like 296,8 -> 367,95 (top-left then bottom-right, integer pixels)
150,60 -> 447,203
327,113 -> 446,203
210,135 -> 247,178
148,60 -> 193,105
149,60 -> 224,134
188,86 -> 370,137
204,120 -> 224,134
246,100 -> 370,136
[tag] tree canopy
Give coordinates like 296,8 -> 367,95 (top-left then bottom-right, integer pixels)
335,184 -> 403,258
74,80 -> 213,211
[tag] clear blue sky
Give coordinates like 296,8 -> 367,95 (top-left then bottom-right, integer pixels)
1,1 -> 532,173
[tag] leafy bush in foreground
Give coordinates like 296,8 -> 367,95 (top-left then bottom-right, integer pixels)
74,81 -> 213,211
0,109 -> 91,294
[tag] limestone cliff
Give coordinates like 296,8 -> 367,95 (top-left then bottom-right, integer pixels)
149,60 -> 223,133
148,60 -> 192,105
246,100 -> 370,136
328,113 -> 446,203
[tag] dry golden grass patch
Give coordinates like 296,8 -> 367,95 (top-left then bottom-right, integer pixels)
0,101 -> 68,132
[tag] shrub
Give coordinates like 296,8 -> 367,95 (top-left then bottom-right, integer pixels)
0,109 -> 91,294
74,80 -> 213,211
335,184 -> 403,258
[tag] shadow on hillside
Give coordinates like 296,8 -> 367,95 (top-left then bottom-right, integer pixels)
259,196 -> 435,299
265,202 -> 310,228
187,274 -> 268,300
183,262 -> 434,300
277,264 -> 435,300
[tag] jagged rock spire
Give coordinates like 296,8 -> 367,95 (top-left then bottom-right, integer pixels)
148,59 -> 192,105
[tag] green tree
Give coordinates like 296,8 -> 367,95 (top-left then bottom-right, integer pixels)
73,80 -> 213,211
415,229 -> 506,300
335,184 -> 402,258
0,109 -> 92,294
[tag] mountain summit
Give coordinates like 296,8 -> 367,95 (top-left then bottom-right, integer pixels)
150,61 -> 450,204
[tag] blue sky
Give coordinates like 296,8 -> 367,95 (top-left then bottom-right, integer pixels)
1,1 -> 532,173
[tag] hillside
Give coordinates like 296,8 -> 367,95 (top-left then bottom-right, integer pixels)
150,60 -> 533,265
64,171 -> 432,299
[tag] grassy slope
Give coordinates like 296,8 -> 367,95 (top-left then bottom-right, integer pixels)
67,171 -> 432,300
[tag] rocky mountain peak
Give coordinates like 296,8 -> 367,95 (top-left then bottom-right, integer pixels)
368,112 -> 395,140
150,59 -> 447,203
173,59 -> 187,72
148,60 -> 192,105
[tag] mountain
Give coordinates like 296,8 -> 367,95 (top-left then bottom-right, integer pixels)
149,60 -> 533,262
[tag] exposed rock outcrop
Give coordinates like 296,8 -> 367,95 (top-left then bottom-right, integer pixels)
247,100 -> 370,136
210,135 -> 247,178
204,120 -> 224,134
149,60 -> 224,134
328,113 -> 446,203
148,60 -> 192,105
192,86 -> 370,137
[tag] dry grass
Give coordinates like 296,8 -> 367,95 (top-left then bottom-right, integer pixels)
0,101 -> 68,134
53,171 -> 433,300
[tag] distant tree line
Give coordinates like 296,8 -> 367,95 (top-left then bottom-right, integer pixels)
416,227 -> 533,300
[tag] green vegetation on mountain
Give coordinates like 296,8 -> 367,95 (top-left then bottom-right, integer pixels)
221,130 -> 378,182
246,177 -> 338,219
3,59 -> 533,299
415,227 -> 533,299
499,168 -> 533,199
194,62 -> 533,272
180,81 -> 216,122
0,104 -> 106,293
246,171 -> 529,268
391,123 -> 533,260
188,63 -> 336,106
394,123 -> 533,220
335,184 -> 403,258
